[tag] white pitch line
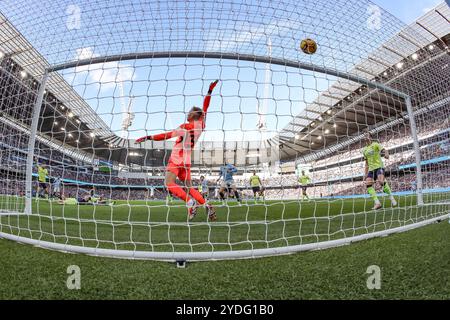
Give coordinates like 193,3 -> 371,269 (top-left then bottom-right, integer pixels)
0,211 -> 28,216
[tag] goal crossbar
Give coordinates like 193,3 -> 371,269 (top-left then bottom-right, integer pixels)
45,51 -> 424,205
48,51 -> 409,99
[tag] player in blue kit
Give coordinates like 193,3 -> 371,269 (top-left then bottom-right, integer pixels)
217,164 -> 241,205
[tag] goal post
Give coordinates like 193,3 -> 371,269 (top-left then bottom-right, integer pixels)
404,96 -> 424,206
0,0 -> 449,261
24,72 -> 49,215
4,54 -> 437,260
45,51 -> 426,207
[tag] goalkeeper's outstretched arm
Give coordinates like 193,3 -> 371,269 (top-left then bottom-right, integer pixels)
135,131 -> 175,143
135,124 -> 194,144
203,80 -> 219,113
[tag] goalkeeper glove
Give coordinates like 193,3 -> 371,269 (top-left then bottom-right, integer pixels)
208,80 -> 219,94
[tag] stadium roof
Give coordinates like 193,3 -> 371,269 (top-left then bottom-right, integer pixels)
276,2 -> 450,161
0,12 -> 117,141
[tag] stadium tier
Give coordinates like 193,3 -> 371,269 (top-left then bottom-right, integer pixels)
0,0 -> 449,261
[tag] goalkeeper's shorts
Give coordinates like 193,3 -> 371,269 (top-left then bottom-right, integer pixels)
167,160 -> 191,182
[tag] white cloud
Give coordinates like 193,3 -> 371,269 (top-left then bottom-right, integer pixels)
205,19 -> 299,52
63,47 -> 137,135
68,47 -> 136,91
422,0 -> 441,14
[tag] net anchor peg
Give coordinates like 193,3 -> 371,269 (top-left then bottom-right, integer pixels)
176,260 -> 187,268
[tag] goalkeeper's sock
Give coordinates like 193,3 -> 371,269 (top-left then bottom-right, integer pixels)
166,183 -> 191,203
367,186 -> 379,202
189,188 -> 206,205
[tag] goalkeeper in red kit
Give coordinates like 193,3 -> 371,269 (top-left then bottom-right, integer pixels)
135,80 -> 219,221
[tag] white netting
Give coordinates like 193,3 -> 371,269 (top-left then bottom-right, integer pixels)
0,0 -> 449,260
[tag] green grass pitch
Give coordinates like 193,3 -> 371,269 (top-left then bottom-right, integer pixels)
0,193 -> 449,299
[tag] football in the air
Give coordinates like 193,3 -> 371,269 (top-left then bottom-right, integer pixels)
300,38 -> 318,54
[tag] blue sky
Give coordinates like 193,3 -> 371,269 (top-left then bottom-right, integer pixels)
372,0 -> 443,24
0,0 -> 446,142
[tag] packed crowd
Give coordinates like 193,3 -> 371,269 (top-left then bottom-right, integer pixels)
42,166 -> 164,186
1,105 -> 448,202
334,168 -> 450,197
0,179 -> 25,197
314,107 -> 450,169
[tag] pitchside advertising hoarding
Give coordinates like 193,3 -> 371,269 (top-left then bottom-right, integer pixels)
94,160 -> 113,173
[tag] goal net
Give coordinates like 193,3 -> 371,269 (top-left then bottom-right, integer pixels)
0,0 -> 449,260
